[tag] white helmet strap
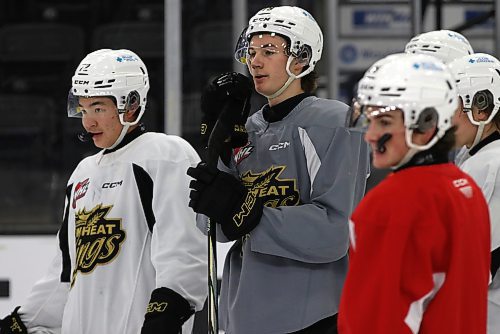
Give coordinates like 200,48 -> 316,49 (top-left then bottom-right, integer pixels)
392,146 -> 418,170
471,121 -> 486,149
262,55 -> 308,100
392,127 -> 441,169
465,104 -> 500,149
107,113 -> 132,150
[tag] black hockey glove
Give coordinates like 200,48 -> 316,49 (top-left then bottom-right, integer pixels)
0,307 -> 28,334
141,287 -> 194,334
200,72 -> 253,149
187,162 -> 263,241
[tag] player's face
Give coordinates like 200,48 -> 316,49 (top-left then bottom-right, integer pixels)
247,34 -> 290,98
452,99 -> 485,148
79,97 -> 123,149
364,107 -> 409,169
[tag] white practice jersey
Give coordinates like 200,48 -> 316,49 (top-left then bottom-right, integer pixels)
18,131 -> 207,334
459,135 -> 500,334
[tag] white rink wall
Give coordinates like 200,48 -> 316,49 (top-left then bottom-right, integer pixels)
0,235 -> 59,316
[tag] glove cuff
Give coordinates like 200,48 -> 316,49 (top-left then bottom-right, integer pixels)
144,287 -> 194,327
0,306 -> 28,334
221,191 -> 264,240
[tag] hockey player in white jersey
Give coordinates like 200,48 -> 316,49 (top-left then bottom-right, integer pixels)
187,6 -> 369,334
448,52 -> 500,334
0,49 -> 207,334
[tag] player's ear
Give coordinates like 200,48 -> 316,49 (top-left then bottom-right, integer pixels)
291,47 -> 311,75
124,91 -> 140,122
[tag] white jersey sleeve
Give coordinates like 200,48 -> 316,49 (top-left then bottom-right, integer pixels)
147,136 -> 207,310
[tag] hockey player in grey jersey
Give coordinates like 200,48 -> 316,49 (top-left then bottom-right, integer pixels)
187,6 -> 369,334
0,49 -> 207,334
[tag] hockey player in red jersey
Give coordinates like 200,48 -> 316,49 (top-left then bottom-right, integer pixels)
338,53 -> 491,334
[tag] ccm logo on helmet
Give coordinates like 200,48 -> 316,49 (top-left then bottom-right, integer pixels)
252,17 -> 271,22
74,80 -> 90,85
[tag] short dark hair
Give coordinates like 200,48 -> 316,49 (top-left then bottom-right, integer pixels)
431,126 -> 456,157
493,111 -> 500,129
301,70 -> 318,94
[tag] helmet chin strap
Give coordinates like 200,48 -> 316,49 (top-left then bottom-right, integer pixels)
466,105 -> 499,149
470,121 -> 486,149
265,75 -> 295,100
263,56 -> 309,100
107,113 -> 131,150
391,128 -> 440,170
392,147 -> 418,170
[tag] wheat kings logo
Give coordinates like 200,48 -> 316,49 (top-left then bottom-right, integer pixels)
72,204 -> 126,286
240,166 -> 300,208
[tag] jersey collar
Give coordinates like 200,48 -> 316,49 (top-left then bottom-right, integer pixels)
469,131 -> 500,156
103,123 -> 147,155
263,93 -> 310,123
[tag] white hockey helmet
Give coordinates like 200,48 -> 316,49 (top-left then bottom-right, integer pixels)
235,6 -> 323,78
405,30 -> 473,64
68,49 -> 150,126
448,53 -> 500,146
357,53 -> 458,154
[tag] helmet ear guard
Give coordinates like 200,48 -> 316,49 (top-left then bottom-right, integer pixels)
121,90 -> 144,125
124,90 -> 140,113
295,45 -> 312,65
413,107 -> 439,133
472,90 -> 492,112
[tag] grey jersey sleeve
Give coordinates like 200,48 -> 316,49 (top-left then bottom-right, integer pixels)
250,126 -> 369,263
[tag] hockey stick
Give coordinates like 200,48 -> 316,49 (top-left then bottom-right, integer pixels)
205,116 -> 231,334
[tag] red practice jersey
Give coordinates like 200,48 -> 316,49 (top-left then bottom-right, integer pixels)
338,163 -> 490,334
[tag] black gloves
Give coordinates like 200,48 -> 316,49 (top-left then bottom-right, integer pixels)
141,287 -> 194,334
187,162 -> 263,240
200,72 -> 253,149
0,307 -> 28,334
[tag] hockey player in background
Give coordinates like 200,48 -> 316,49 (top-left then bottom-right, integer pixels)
338,53 -> 491,333
0,49 -> 207,334
186,6 -> 369,334
405,29 -> 475,166
405,29 -> 474,64
448,52 -> 500,334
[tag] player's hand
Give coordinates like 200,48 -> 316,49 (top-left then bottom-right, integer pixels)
200,72 -> 253,149
187,162 -> 263,240
0,307 -> 28,334
141,288 -> 194,334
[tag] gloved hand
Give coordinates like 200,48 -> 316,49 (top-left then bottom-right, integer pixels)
141,288 -> 194,334
0,307 -> 28,334
187,162 -> 263,240
200,72 -> 253,149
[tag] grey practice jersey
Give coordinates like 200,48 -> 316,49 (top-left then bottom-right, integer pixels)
18,132 -> 207,334
200,96 -> 370,334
